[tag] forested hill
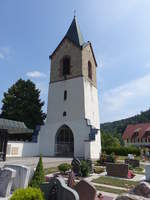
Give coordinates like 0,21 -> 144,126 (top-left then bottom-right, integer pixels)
101,108 -> 150,136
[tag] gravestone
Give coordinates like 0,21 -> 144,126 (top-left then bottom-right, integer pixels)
132,182 -> 150,198
116,194 -> 147,200
145,165 -> 150,181
4,164 -> 31,190
74,180 -> 96,200
40,176 -> 79,200
71,158 -> 81,175
125,159 -> 140,168
0,168 -> 16,198
106,163 -> 129,178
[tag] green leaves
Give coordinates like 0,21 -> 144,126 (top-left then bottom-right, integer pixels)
10,187 -> 44,200
0,79 -> 46,129
101,132 -> 121,149
58,163 -> 71,174
30,155 -> 45,188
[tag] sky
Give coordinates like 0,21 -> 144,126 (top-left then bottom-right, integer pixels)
0,0 -> 150,123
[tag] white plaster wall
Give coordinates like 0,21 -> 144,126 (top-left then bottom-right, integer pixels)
39,76 -> 101,159
84,141 -> 91,160
39,119 -> 90,158
83,77 -> 100,128
46,77 -> 85,124
83,78 -> 101,159
6,141 -> 39,157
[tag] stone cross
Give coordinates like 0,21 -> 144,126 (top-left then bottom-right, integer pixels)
0,168 -> 16,197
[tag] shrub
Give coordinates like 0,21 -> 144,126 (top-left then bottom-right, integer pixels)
94,166 -> 105,174
128,164 -> 133,170
97,152 -> 116,165
10,187 -> 44,200
86,159 -> 93,173
107,152 -> 116,163
103,147 -> 140,156
58,163 -> 71,174
79,160 -> 90,177
30,155 -> 45,188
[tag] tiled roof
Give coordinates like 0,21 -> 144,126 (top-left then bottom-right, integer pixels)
0,118 -> 33,134
122,123 -> 150,139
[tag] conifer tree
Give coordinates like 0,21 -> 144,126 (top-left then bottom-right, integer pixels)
0,79 -> 46,129
30,155 -> 45,188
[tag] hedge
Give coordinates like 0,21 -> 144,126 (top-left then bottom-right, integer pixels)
102,146 -> 140,156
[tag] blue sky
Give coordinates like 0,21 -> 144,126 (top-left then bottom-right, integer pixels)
0,0 -> 150,123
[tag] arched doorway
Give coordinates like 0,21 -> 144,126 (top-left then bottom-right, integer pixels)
55,125 -> 74,157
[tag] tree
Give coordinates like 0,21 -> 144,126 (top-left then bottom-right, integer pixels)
30,155 -> 45,188
0,79 -> 46,129
101,131 -> 121,149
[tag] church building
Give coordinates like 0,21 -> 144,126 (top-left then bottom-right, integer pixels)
39,17 -> 101,159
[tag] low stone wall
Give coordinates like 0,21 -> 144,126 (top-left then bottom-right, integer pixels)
6,141 -> 39,157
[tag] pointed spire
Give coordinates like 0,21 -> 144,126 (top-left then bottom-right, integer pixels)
65,16 -> 84,47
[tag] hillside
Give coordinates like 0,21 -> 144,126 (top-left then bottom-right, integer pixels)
101,108 -> 150,136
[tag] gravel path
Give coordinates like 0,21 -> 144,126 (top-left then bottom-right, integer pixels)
0,157 -> 72,168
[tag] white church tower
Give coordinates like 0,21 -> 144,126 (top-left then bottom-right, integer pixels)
39,17 -> 101,159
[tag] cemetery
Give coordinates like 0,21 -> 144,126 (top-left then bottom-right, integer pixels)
0,2 -> 150,200
0,154 -> 150,200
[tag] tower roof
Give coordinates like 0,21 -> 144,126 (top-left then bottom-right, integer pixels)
65,16 -> 85,47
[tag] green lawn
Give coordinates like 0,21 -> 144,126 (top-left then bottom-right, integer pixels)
117,156 -> 141,161
133,167 -> 145,175
95,185 -> 126,195
44,167 -> 58,175
92,176 -> 138,188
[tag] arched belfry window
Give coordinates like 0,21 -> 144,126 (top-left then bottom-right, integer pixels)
64,90 -> 67,100
88,61 -> 92,80
62,56 -> 70,77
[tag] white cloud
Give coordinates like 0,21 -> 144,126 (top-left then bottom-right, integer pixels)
26,71 -> 47,78
100,74 -> 150,122
0,47 -> 10,60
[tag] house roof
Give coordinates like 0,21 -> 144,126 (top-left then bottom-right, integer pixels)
122,123 -> 150,139
0,118 -> 33,134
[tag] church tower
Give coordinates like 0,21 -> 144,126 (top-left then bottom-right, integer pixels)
39,17 -> 101,159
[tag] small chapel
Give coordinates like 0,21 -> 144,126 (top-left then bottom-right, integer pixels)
39,17 -> 101,159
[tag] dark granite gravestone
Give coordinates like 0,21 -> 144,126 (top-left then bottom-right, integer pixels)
125,159 -> 140,168
40,176 -> 79,200
74,180 -> 97,200
106,163 -> 129,178
71,158 -> 81,175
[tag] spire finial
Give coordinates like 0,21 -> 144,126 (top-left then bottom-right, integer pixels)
74,9 -> 76,18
